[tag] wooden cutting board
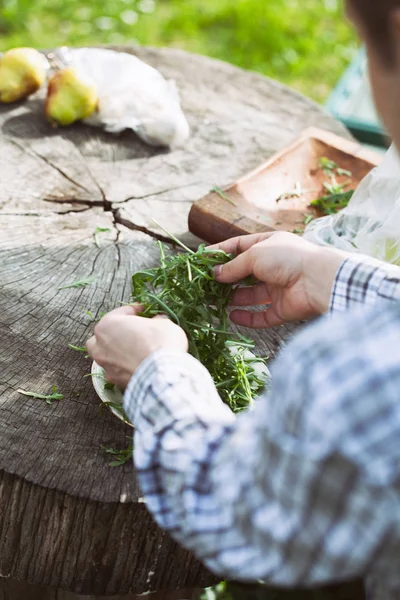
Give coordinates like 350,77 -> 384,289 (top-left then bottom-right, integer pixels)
188,127 -> 382,244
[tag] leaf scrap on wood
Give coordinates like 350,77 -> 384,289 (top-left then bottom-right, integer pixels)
17,385 -> 64,405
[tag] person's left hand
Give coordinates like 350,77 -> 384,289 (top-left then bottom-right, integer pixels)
86,306 -> 188,389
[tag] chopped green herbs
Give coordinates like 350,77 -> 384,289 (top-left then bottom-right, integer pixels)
276,181 -> 304,202
323,177 -> 351,195
292,228 -> 303,234
312,158 -> 354,215
319,157 -> 338,174
68,343 -> 89,359
58,277 -> 96,290
99,400 -> 129,422
131,240 -> 267,413
303,214 -> 314,226
311,190 -> 354,215
337,167 -> 352,177
84,309 -> 106,322
87,371 -> 117,393
211,185 -> 237,206
318,156 -> 352,178
17,385 -> 64,405
101,443 -> 133,467
68,344 -> 87,353
94,226 -> 111,248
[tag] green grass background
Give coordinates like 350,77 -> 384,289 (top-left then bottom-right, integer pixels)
0,0 -> 358,103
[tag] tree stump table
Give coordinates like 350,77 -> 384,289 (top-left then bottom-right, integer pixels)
0,46 -> 352,598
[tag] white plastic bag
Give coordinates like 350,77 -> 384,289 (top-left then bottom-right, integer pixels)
304,144 -> 400,265
52,47 -> 190,148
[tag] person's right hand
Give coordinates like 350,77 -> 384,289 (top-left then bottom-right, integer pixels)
210,232 -> 348,328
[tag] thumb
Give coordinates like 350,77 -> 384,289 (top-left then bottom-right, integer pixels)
214,250 -> 254,283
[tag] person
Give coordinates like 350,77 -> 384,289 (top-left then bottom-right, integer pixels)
86,1 -> 400,597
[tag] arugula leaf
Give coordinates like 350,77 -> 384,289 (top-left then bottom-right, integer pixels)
131,238 -> 268,413
337,167 -> 352,177
311,190 -> 354,215
17,386 -> 64,405
101,442 -> 133,467
319,157 -> 352,178
276,181 -> 305,201
58,277 -> 96,290
211,186 -> 237,206
68,344 -> 87,353
94,226 -> 111,248
303,214 -> 314,225
319,157 -> 338,173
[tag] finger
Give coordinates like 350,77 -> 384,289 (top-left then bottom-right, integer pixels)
207,232 -> 272,255
214,250 -> 256,283
230,307 -> 284,329
153,314 -> 169,320
86,335 -> 97,358
102,305 -> 143,319
231,283 -> 270,307
103,369 -> 117,385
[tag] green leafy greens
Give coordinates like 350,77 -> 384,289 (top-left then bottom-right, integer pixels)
93,226 -> 111,248
311,189 -> 354,215
101,443 -> 133,467
104,381 -> 116,391
68,344 -> 87,353
311,157 -> 354,215
318,157 -> 352,178
58,276 -> 96,290
131,238 -> 267,413
211,186 -> 237,206
303,214 -> 314,226
99,399 -> 129,422
17,386 -> 64,405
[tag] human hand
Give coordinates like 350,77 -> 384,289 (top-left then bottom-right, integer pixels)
210,232 -> 348,328
86,306 -> 188,389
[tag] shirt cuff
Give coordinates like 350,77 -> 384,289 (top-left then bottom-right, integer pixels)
123,349 -> 235,430
330,254 -> 400,313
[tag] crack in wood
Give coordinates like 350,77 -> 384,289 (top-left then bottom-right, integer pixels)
74,145 -> 107,202
0,207 -> 92,216
114,210 -> 177,245
119,181 -> 204,203
43,196 -> 103,206
4,136 -> 93,195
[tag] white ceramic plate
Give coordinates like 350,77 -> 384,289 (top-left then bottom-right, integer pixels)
91,349 -> 270,426
91,361 -> 132,427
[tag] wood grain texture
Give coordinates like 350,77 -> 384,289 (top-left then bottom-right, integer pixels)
0,578 -> 200,599
0,46 -> 350,595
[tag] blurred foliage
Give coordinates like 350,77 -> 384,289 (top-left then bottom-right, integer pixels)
0,0 -> 358,102
200,580 -> 365,600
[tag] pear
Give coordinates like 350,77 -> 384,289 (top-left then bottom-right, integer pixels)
0,47 -> 47,103
45,67 -> 98,127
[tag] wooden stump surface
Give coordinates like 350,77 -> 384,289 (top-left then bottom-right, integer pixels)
0,46 -> 350,596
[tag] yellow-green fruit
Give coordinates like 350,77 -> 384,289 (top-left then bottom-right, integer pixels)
0,47 -> 47,103
45,67 -> 98,127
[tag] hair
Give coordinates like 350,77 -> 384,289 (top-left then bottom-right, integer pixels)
349,0 -> 400,64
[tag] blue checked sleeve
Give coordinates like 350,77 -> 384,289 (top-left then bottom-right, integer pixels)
330,255 -> 400,313
123,304 -> 400,594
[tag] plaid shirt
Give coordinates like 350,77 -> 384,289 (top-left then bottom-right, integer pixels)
124,255 -> 400,599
